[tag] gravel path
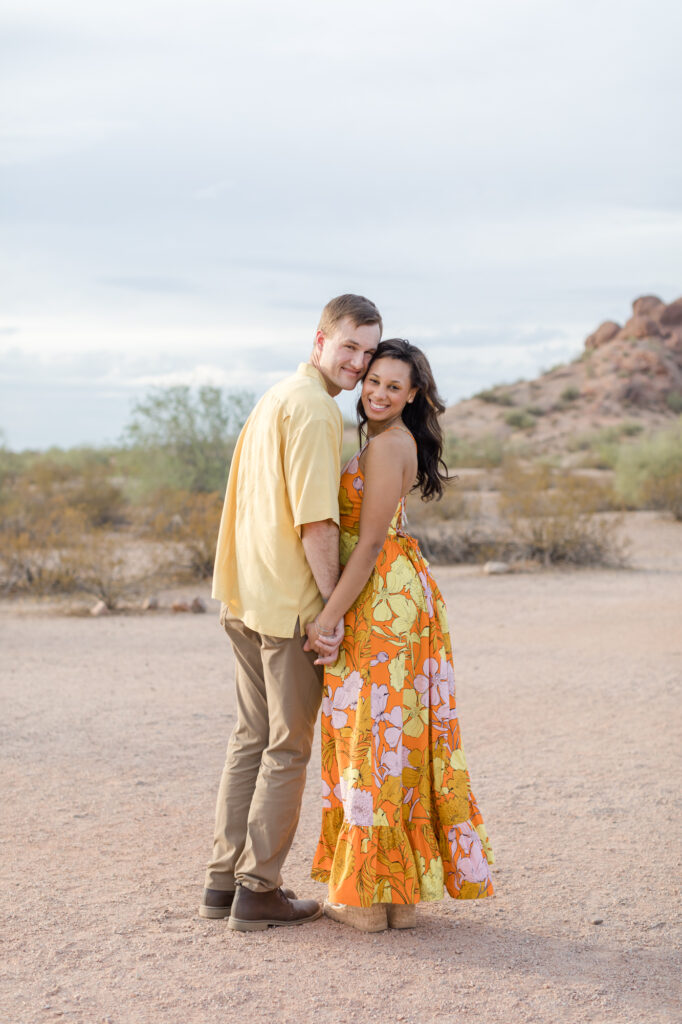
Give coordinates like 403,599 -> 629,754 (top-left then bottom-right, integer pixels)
2,523 -> 681,1023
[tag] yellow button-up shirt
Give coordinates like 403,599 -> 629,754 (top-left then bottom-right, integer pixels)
212,363 -> 343,637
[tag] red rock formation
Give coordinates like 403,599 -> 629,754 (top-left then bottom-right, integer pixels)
632,295 -> 664,317
443,294 -> 682,449
585,321 -> 620,350
660,298 -> 682,327
618,315 -> 662,340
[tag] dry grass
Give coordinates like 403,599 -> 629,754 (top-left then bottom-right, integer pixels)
405,460 -> 626,568
142,489 -> 223,578
0,437 -> 632,594
0,476 -> 88,594
0,466 -> 220,602
498,460 -> 626,566
614,419 -> 682,520
568,421 -> 645,470
444,433 -> 508,468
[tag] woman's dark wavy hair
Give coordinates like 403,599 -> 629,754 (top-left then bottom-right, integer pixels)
357,338 -> 449,501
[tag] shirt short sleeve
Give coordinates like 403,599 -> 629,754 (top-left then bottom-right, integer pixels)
283,417 -> 341,530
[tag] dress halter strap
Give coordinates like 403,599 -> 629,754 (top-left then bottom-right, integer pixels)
379,424 -> 418,451
366,423 -> 417,449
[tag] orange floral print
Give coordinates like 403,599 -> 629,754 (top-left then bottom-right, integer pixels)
311,438 -> 494,906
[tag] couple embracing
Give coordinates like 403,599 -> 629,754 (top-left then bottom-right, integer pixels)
199,294 -> 494,933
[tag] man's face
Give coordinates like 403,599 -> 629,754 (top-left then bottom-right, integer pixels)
315,316 -> 382,395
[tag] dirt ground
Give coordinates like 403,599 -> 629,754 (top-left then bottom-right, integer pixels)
2,512 -> 681,1024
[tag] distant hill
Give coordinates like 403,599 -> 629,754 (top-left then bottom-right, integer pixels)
442,294 -> 682,452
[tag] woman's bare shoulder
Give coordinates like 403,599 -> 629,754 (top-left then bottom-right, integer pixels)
363,428 -> 417,478
369,427 -> 415,454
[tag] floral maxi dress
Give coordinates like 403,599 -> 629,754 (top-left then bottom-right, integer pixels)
311,438 -> 494,906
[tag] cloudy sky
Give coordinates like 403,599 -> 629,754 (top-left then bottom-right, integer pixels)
2,0 -> 681,449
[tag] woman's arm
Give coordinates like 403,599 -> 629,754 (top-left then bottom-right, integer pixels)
313,430 -> 414,636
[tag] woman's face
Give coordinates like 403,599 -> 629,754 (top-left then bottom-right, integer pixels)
361,357 -> 417,425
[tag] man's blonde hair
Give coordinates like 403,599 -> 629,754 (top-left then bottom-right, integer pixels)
317,294 -> 383,337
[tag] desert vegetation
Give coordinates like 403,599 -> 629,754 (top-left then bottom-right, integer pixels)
1,378 -> 680,607
614,418 -> 682,520
408,455 -> 627,568
0,387 -> 252,607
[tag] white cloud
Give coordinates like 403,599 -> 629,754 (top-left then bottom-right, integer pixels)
1,0 -> 680,446
193,180 -> 235,201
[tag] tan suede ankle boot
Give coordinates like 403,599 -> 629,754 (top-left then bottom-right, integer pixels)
386,904 -> 417,928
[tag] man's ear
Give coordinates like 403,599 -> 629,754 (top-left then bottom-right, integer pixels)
314,329 -> 326,353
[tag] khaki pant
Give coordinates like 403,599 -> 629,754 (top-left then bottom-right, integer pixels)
204,613 -> 323,893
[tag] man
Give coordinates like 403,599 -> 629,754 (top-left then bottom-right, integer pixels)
199,294 -> 383,931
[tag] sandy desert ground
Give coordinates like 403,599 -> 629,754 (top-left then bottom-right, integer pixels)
1,512 -> 681,1024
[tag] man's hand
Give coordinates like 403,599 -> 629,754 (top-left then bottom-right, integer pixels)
312,644 -> 342,666
303,617 -> 344,665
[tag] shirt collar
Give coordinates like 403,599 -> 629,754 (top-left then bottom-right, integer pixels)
296,362 -> 329,391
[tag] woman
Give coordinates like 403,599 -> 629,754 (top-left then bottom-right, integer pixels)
309,339 -> 494,931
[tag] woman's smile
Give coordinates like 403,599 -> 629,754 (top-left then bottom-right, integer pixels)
361,356 -> 417,425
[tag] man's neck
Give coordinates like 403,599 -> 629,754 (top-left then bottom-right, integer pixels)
308,355 -> 339,397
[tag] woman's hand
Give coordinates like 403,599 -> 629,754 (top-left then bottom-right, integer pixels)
303,616 -> 344,663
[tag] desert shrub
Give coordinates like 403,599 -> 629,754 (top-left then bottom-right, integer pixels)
526,405 -> 546,417
65,463 -> 127,527
499,460 -> 625,565
505,409 -> 536,431
411,523 -> 510,564
0,432 -> 13,493
560,385 -> 580,402
666,391 -> 682,414
568,421 -> 645,470
407,482 -> 474,528
146,490 -> 223,578
615,420 -> 682,519
123,386 -> 254,494
574,441 -> 620,470
69,531 -> 166,609
444,433 -> 506,468
0,447 -> 132,593
0,476 -> 89,593
475,389 -> 514,406
3,448 -> 126,527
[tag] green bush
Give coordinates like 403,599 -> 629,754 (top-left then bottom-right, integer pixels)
444,433 -> 506,468
505,409 -> 536,431
123,386 -> 254,494
568,421 -> 646,470
615,419 -> 682,519
666,391 -> 682,414
560,386 -> 580,402
475,389 -> 514,406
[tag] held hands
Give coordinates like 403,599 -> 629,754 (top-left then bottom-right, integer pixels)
303,615 -> 344,666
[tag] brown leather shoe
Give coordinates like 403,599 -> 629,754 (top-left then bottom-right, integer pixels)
227,884 -> 322,931
199,885 -> 297,919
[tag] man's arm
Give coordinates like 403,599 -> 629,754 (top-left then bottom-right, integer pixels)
283,409 -> 343,657
300,519 -> 340,601
301,519 -> 344,660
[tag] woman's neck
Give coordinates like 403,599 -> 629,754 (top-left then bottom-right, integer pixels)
366,414 -> 405,438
